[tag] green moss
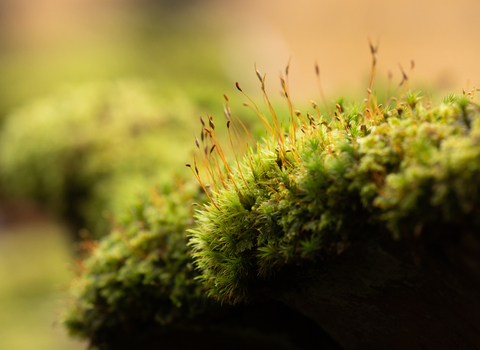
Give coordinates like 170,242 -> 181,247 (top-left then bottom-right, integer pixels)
189,91 -> 480,304
0,80 -> 209,236
62,179 -> 213,346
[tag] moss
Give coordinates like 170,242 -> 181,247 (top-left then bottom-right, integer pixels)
189,89 -> 480,304
62,179 -> 214,347
0,80 -> 209,236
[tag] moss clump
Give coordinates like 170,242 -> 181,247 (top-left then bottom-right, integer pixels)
189,89 -> 480,304
0,80 -> 207,236
62,179 -> 213,347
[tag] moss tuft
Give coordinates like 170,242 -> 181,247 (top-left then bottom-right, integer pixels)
189,87 -> 480,304
62,179 -> 213,346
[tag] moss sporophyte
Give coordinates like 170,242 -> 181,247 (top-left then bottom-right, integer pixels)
188,54 -> 480,304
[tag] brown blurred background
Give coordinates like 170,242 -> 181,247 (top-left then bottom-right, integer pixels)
0,1 -> 479,349
1,0 -> 479,112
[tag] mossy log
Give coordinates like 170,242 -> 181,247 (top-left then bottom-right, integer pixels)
189,91 -> 480,348
65,80 -> 480,349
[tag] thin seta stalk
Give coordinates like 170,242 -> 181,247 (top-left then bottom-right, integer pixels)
186,159 -> 223,213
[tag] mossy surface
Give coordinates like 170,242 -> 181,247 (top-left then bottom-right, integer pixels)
61,81 -> 480,346
190,91 -> 480,304
62,179 -> 213,347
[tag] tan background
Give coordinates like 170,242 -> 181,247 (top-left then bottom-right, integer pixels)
212,0 -> 480,98
1,0 -> 479,102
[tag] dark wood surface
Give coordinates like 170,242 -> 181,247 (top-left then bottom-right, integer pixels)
279,235 -> 480,350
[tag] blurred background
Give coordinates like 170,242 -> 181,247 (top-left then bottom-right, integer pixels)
0,0 -> 479,349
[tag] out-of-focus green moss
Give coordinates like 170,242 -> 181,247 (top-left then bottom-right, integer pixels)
63,179 -> 213,347
0,5 -> 229,118
189,91 -> 480,304
0,80 -> 209,236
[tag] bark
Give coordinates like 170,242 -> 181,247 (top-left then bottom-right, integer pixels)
278,234 -> 480,350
